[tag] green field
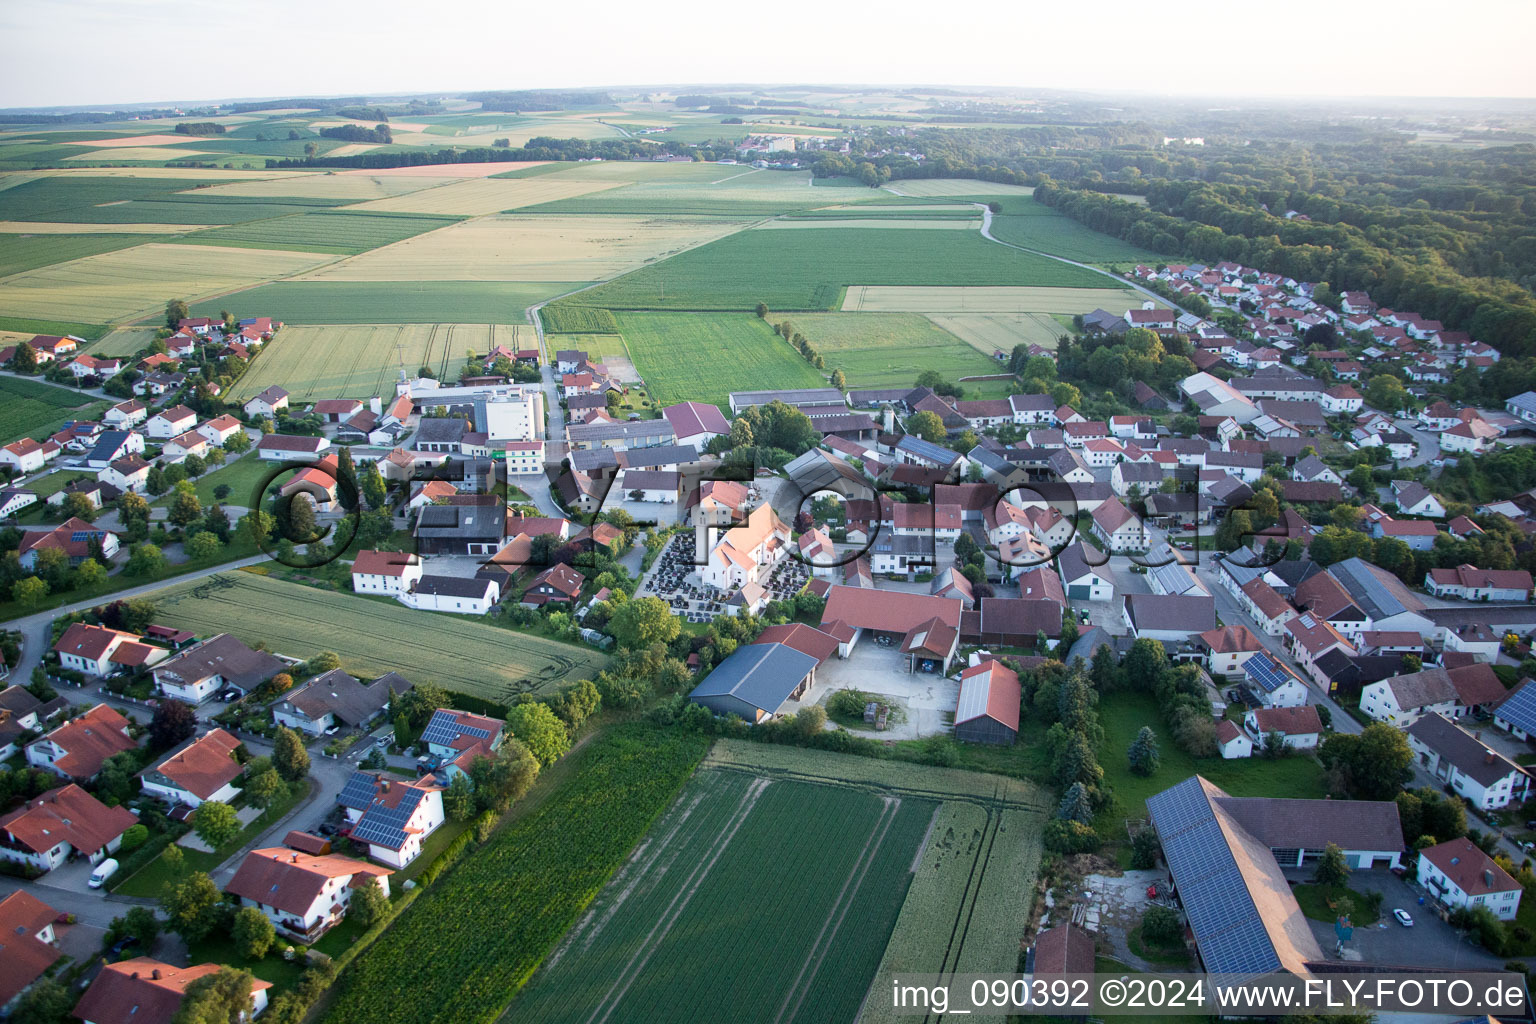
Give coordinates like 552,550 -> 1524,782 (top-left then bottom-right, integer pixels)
539,304 -> 619,333
787,312 -> 1005,389
0,375 -> 103,447
983,195 -> 1164,264
0,232 -> 162,278
188,281 -> 576,325
564,226 -> 1108,311
512,771 -> 933,1024
521,166 -> 867,218
146,570 -> 609,702
613,312 -> 827,409
321,724 -> 714,1024
177,210 -> 460,255
0,176 -> 222,220
79,326 -> 157,356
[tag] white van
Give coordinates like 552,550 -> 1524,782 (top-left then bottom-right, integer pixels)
88,858 -> 119,889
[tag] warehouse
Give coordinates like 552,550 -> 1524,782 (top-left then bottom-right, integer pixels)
953,659 -> 1020,746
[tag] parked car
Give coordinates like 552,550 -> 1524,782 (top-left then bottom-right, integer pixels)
324,724 -> 341,736
1393,908 -> 1414,927
219,689 -> 240,702
89,858 -> 120,889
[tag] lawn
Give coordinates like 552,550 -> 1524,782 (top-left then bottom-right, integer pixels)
614,311 -> 827,410
1094,691 -> 1329,835
0,375 -> 103,447
178,210 -> 461,256
1292,882 -> 1381,927
145,570 -> 609,703
786,312 -> 1004,389
189,281 -> 571,325
160,452 -> 272,508
561,225 -> 1109,312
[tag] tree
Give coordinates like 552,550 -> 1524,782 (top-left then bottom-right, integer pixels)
1127,725 -> 1160,777
9,341 -> 38,373
12,978 -> 74,1024
608,595 -> 680,651
335,445 -> 359,512
192,800 -> 240,850
361,460 -> 388,511
1320,723 -> 1414,800
224,429 -> 251,455
348,875 -> 389,928
830,368 -> 847,391
755,302 -> 769,319
1056,781 -> 1094,824
149,698 -> 198,750
232,906 -> 275,959
728,417 -> 754,448
123,904 -> 161,945
906,410 -> 947,443
1363,373 -> 1409,414
244,763 -> 284,808
1130,828 -> 1160,869
183,453 -> 206,478
125,543 -> 168,577
74,558 -> 108,588
161,870 -> 224,943
505,702 -> 569,767
162,843 -> 184,877
272,726 -> 311,783
61,491 -> 98,523
307,650 -> 341,674
282,494 -> 316,541
1313,841 -> 1352,888
444,771 -> 476,821
166,299 -> 190,329
14,576 -> 47,608
186,531 -> 223,561
171,968 -> 256,1024
1141,906 -> 1183,946
467,737 -> 540,813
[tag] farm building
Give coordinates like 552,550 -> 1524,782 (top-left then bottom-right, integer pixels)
953,659 -> 1020,745
688,643 -> 821,723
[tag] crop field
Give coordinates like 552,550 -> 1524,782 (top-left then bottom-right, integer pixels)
321,724 -> 713,1024
613,312 -> 826,409
540,305 -> 619,333
842,284 -> 1147,314
986,196 -> 1163,264
885,179 -> 1036,197
510,742 -> 1047,1024
0,221 -> 200,234
148,571 -> 608,701
0,233 -> 158,278
0,374 -> 102,446
189,281 -> 572,325
64,147 -> 217,163
786,312 -> 1003,388
177,211 -> 460,255
570,227 -> 1109,312
927,313 -> 1068,356
0,175 -> 223,220
349,175 -> 625,216
304,214 -> 747,283
754,218 -> 976,230
225,323 -> 531,401
0,242 -> 334,323
341,161 -> 548,178
550,332 -> 631,362
187,173 -> 464,201
522,167 -> 881,218
79,326 -> 157,356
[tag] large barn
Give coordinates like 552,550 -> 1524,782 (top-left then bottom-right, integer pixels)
953,659 -> 1020,745
688,643 -> 820,723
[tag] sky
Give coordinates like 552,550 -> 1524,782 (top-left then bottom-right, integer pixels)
3,0 -> 1535,108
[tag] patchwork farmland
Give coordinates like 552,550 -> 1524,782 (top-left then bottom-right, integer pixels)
511,742 -> 1047,1024
612,312 -> 826,409
189,281 -> 570,325
147,571 -> 608,701
225,323 -> 533,402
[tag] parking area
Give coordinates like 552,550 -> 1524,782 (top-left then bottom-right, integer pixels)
800,642 -> 959,740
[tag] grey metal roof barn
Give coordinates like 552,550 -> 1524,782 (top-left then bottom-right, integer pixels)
688,643 -> 819,722
1326,557 -> 1424,619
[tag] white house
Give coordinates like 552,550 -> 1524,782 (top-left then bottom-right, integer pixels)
51,622 -> 165,677
337,771 -> 446,868
243,385 -> 290,418
1215,719 -> 1254,759
1090,497 -> 1147,553
398,575 -> 500,615
1417,838 -> 1522,921
145,405 -> 197,440
161,429 -> 209,460
139,729 -> 243,808
0,784 -> 135,872
226,847 -> 393,942
75,959 -> 271,1024
1426,564 -> 1533,603
1360,667 -> 1458,726
152,633 -> 284,704
1245,705 -> 1322,751
0,439 -> 47,474
103,400 -> 148,429
1199,624 -> 1263,677
1406,713 -> 1530,811
26,704 -> 136,779
351,549 -> 424,596
1058,542 -> 1112,602
197,414 -> 243,447
99,455 -> 151,494
1240,650 -> 1310,708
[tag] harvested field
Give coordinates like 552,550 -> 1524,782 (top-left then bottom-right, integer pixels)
754,218 -> 976,230
178,211 -> 459,255
885,179 -> 1036,197
186,173 -> 461,201
225,323 -> 534,402
842,284 -> 1147,313
149,571 -> 608,702
63,134 -> 207,148
615,312 -> 826,410
65,148 -> 218,162
0,233 -> 159,278
787,312 -> 1003,389
37,166 -> 305,179
303,213 -> 746,282
347,175 -> 623,216
0,242 -> 334,323
927,313 -> 1067,355
189,281 -> 571,325
337,161 -> 547,177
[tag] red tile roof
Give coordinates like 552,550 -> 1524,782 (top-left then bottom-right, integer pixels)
957,659 -> 1021,731
74,958 -> 272,1024
33,703 -> 135,777
753,623 -> 841,664
146,729 -> 242,800
1420,837 -> 1520,896
1250,705 -> 1322,735
821,585 -> 961,634
352,550 -> 420,577
0,890 -> 58,1006
226,847 -> 392,918
0,783 -> 135,856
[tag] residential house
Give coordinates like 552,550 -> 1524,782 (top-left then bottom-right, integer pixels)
25,704 -> 135,779
1418,838 -> 1521,921
336,771 -> 447,868
226,847 -> 392,942
1426,565 -> 1533,602
1198,624 -> 1264,677
272,669 -> 411,736
257,434 -> 330,461
1123,593 -> 1215,643
351,549 -> 424,596
52,622 -> 165,678
1245,705 -> 1323,751
197,414 -> 242,447
152,633 -> 284,704
420,708 -> 504,778
0,890 -> 59,1012
1406,713 -> 1529,810
1058,542 -> 1112,602
139,729 -> 243,808
523,564 -> 584,607
145,405 -> 196,440
1216,720 -> 1255,759
0,783 -> 135,872
243,385 -> 290,418
0,439 -> 46,474
1090,496 -> 1147,553
1241,650 -> 1310,708
99,455 -> 151,494
102,400 -> 147,429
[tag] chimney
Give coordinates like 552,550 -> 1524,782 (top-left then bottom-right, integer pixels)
151,970 -> 161,981
292,853 -> 298,862
370,396 -> 382,415
1485,869 -> 1496,887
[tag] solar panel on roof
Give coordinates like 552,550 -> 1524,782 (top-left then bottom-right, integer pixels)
1497,684 -> 1536,734
1244,652 -> 1292,693
337,771 -> 380,810
70,531 -> 90,543
350,787 -> 423,847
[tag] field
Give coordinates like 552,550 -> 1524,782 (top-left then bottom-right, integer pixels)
189,281 -> 572,325
540,305 -> 618,333
0,242 -> 333,323
0,232 -> 158,278
985,196 -> 1164,264
146,570 -> 609,702
550,332 -> 631,363
79,326 -> 157,356
303,214 -> 746,282
321,724 -> 713,1024
176,211 -> 460,255
513,742 -> 1047,1024
64,147 -> 218,162
225,323 -> 533,402
785,312 -> 1005,389
842,284 -> 1146,313
348,176 -> 624,216
567,227 -> 1109,312
928,313 -> 1069,356
613,312 -> 826,409
0,221 -> 202,234
753,218 -> 976,230
188,173 -> 465,201
0,375 -> 103,446
884,179 -> 1036,197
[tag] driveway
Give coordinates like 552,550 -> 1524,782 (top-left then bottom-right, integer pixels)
802,642 -> 959,739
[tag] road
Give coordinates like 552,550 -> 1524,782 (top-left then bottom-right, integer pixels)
971,204 -> 1172,309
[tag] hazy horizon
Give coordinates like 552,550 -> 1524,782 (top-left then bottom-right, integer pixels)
3,0 -> 1534,109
